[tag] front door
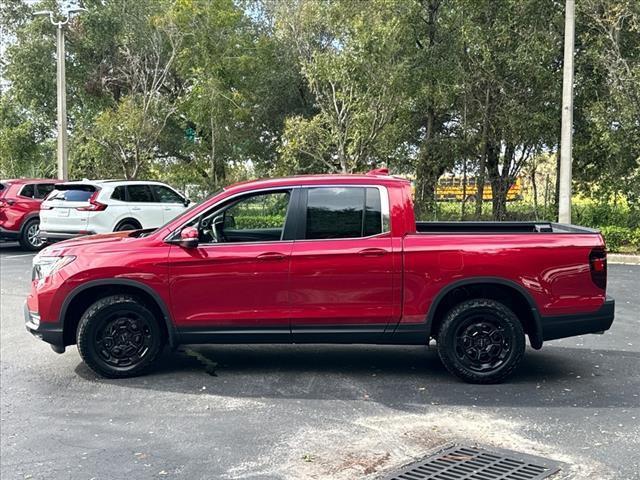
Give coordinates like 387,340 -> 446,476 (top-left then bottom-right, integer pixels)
289,186 -> 398,342
150,184 -> 188,223
168,189 -> 294,337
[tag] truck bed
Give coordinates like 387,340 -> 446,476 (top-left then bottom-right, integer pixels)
415,221 -> 599,234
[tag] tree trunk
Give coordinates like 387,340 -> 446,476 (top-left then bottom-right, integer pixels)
475,87 -> 491,218
209,115 -> 225,187
415,108 -> 440,219
485,140 -> 507,220
531,170 -> 539,220
491,180 -> 508,220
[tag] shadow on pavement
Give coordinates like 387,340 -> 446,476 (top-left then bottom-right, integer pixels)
74,343 -> 640,410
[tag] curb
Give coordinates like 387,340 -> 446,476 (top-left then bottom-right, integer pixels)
608,253 -> 640,265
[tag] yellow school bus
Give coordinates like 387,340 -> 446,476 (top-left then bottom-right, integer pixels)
434,176 -> 523,201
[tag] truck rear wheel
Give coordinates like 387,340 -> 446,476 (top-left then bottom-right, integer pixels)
436,298 -> 525,384
76,295 -> 164,378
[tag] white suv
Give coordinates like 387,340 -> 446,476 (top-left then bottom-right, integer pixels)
40,180 -> 189,242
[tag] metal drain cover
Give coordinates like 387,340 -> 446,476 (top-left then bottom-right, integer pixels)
380,444 -> 561,480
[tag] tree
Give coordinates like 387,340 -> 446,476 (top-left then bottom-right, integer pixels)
573,0 -> 640,210
275,0 -> 408,174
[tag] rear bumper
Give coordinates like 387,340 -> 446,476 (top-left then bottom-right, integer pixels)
24,302 -> 65,353
540,297 -> 615,341
40,230 -> 94,242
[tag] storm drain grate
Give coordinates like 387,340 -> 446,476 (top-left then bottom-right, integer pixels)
381,445 -> 561,480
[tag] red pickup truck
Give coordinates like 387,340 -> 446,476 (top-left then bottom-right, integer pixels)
26,171 -> 614,383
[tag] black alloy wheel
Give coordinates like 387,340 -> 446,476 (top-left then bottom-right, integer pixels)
437,298 -> 525,384
77,295 -> 164,378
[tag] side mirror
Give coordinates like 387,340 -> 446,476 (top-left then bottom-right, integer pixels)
183,198 -> 191,207
179,226 -> 199,248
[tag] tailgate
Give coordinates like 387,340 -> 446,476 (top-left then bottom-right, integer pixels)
40,184 -> 97,232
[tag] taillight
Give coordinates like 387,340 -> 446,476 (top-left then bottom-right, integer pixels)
589,247 -> 607,290
76,191 -> 107,211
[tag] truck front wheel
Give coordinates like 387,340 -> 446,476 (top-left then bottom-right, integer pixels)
437,298 -> 525,384
76,295 -> 164,378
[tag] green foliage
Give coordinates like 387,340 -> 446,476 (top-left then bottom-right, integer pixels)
600,226 -> 632,252
234,215 -> 285,230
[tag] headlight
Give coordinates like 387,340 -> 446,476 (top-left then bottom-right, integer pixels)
32,255 -> 76,282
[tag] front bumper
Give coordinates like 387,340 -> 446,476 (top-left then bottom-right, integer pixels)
24,302 -> 65,353
540,297 -> 615,341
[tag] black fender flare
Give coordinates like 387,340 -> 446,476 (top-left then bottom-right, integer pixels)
424,276 -> 544,349
59,279 -> 177,348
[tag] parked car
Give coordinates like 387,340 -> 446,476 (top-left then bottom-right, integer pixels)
25,169 -> 614,383
39,180 -> 189,242
0,178 -> 58,250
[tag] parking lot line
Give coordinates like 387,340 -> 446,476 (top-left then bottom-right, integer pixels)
1,253 -> 36,259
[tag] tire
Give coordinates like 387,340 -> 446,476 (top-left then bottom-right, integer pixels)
114,220 -> 141,232
76,295 -> 164,378
19,218 -> 46,251
436,298 -> 525,384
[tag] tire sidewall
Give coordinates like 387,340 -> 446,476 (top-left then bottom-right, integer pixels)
437,299 -> 525,384
77,297 -> 163,378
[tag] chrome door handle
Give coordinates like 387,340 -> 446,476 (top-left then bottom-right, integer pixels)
256,252 -> 286,261
358,248 -> 387,257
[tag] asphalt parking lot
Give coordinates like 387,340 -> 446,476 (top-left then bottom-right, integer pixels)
1,242 -> 638,480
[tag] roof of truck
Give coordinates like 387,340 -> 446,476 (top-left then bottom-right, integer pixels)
225,170 -> 410,193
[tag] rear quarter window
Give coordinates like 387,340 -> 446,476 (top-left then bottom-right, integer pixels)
111,186 -> 126,201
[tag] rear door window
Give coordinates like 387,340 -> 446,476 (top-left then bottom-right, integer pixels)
127,185 -> 154,202
19,184 -> 35,198
304,187 -> 384,239
35,184 -> 55,199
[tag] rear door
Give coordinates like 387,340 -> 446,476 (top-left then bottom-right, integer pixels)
40,184 -> 97,234
150,184 -> 187,223
289,186 -> 397,341
126,184 -> 164,228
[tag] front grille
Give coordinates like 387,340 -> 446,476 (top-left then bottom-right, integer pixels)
380,445 -> 561,480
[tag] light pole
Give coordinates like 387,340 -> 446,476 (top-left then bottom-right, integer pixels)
558,0 -> 575,224
33,8 -> 87,181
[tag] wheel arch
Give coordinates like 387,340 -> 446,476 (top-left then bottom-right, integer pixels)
59,279 -> 176,348
426,277 -> 543,349
20,212 -> 40,230
114,217 -> 143,231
